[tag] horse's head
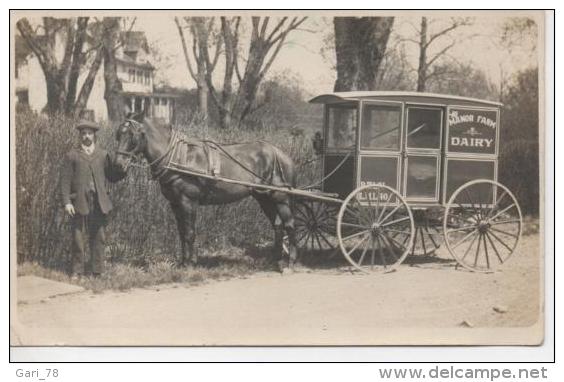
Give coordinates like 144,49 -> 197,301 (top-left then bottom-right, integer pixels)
114,111 -> 147,172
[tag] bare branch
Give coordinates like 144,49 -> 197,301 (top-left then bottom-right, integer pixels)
427,41 -> 456,67
426,18 -> 471,47
269,17 -> 307,47
259,17 -> 270,39
265,17 -> 288,44
174,17 -> 197,82
16,18 -> 51,70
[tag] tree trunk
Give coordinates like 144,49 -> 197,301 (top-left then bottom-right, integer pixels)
333,17 -> 394,91
73,46 -> 104,117
65,17 -> 88,114
416,17 -> 428,92
102,17 -> 124,121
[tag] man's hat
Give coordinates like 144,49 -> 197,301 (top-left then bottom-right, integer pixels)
75,120 -> 101,132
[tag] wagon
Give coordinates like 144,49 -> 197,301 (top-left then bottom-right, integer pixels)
288,91 -> 522,273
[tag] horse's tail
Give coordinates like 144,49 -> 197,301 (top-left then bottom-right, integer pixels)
269,144 -> 296,189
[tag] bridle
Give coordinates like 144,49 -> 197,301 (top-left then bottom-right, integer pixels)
115,118 -> 178,177
115,119 -> 146,171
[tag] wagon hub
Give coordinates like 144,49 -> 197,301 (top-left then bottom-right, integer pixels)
371,222 -> 382,234
478,220 -> 491,233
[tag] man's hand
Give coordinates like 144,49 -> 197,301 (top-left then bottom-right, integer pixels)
64,203 -> 75,217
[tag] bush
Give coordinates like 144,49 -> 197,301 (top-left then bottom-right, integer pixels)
15,110 -> 322,271
499,139 -> 539,216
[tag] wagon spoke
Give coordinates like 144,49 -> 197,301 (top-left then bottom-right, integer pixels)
371,236 -> 376,270
485,231 -> 504,264
356,236 -> 371,266
486,229 -> 514,252
486,191 -> 508,219
382,228 -> 411,235
295,205 -> 309,220
314,233 -> 324,251
377,197 -> 389,224
379,205 -> 401,227
381,216 -> 410,227
446,225 -> 476,233
420,227 -> 427,254
489,226 -> 519,239
463,188 -> 481,219
297,229 -> 310,245
376,235 -> 387,269
410,226 -> 419,256
381,232 -> 405,252
340,222 -> 370,230
379,233 -> 400,261
345,234 -> 369,257
473,232 -> 482,268
482,233 -> 490,269
489,203 -> 516,222
342,229 -> 371,242
318,231 -> 335,249
426,226 -> 440,248
489,219 -> 521,226
451,228 -> 479,249
459,230 -> 480,263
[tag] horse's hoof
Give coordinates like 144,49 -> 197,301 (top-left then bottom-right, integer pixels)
281,267 -> 295,276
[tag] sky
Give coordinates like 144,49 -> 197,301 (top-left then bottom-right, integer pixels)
135,12 -> 540,97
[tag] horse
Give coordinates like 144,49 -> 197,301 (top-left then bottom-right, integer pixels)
113,111 -> 298,272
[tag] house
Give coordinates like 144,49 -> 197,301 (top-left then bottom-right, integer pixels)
15,30 -> 180,123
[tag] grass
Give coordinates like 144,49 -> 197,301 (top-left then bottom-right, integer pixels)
17,243 -> 279,293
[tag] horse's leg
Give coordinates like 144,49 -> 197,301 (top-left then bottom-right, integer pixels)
180,196 -> 199,266
253,193 -> 283,261
172,195 -> 199,267
170,203 -> 187,266
274,195 -> 297,272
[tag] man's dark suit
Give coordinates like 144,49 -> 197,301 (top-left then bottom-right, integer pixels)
60,146 -> 126,275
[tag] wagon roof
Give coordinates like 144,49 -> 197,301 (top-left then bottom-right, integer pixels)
309,91 -> 502,107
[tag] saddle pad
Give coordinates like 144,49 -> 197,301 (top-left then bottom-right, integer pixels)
165,135 -> 221,176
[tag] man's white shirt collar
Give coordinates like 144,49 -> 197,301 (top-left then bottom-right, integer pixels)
81,144 -> 95,155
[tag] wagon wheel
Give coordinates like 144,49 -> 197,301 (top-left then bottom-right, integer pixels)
337,184 -> 415,273
409,209 -> 443,256
294,200 -> 338,252
443,179 -> 523,272
283,200 -> 338,255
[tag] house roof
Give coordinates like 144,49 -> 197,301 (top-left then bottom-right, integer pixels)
309,91 -> 502,107
120,31 -> 150,53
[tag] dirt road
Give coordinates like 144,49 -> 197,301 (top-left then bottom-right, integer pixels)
13,235 -> 542,346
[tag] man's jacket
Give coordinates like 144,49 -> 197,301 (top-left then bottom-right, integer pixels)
60,146 -> 126,215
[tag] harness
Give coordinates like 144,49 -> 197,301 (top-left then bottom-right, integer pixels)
116,120 -> 280,185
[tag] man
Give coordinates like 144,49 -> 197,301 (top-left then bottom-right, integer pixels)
60,120 -> 126,278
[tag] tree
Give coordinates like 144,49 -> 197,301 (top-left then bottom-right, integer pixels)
498,68 -> 539,215
180,16 -> 307,129
16,17 -> 104,116
101,17 -> 125,121
406,17 -> 473,92
333,17 -> 394,91
174,17 -> 222,119
425,62 -> 497,100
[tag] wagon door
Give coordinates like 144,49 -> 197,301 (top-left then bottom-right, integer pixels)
358,100 -> 403,192
403,106 -> 443,203
322,103 -> 357,198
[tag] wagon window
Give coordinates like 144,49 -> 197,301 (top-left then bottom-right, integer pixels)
407,107 -> 442,149
361,104 -> 401,150
326,105 -> 356,150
